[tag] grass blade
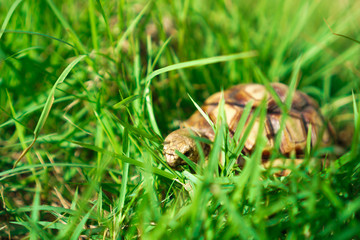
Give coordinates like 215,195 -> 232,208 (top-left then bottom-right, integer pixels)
30,185 -> 41,240
34,56 -> 86,135
113,95 -> 141,109
226,100 -> 254,175
0,30 -> 76,48
69,206 -> 95,240
188,93 -> 215,131
175,150 -> 198,172
13,55 -> 86,168
115,1 -> 152,52
0,0 -> 23,40
46,0 -> 87,53
71,141 -> 177,180
95,0 -> 113,45
351,92 -> 360,160
151,36 -> 172,71
88,0 -> 99,51
325,18 -> 360,44
146,51 -> 258,83
0,46 -> 43,63
284,56 -> 302,109
118,129 -> 130,213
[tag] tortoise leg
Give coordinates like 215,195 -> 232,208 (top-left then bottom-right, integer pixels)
262,158 -> 330,176
236,155 -> 303,176
236,153 -> 329,177
262,158 -> 303,177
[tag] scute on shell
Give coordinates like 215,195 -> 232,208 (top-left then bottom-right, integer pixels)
183,82 -> 334,156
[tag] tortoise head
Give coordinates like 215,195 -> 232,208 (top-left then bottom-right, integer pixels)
163,128 -> 201,168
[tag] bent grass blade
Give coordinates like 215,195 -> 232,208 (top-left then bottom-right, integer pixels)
13,55 -> 86,168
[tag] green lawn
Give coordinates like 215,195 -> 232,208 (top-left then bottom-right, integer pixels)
1,0 -> 360,239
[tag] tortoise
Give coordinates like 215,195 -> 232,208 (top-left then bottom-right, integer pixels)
163,83 -> 334,172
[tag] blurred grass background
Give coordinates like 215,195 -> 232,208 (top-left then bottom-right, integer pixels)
1,0 -> 360,239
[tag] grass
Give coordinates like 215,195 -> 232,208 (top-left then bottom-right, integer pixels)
1,0 -> 360,239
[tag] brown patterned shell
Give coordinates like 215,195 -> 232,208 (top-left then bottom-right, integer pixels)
183,83 -> 334,157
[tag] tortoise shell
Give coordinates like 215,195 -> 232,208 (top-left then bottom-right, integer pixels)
163,83 -> 334,169
185,83 -> 333,155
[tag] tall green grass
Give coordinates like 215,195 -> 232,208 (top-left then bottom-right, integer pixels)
1,0 -> 360,238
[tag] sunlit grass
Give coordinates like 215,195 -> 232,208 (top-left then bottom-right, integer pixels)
1,0 -> 360,239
